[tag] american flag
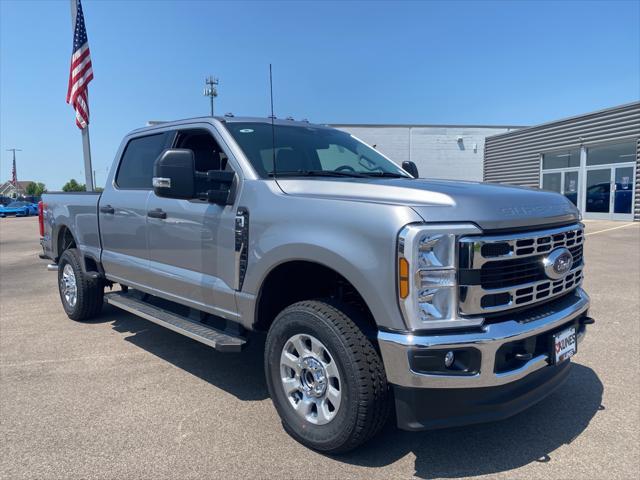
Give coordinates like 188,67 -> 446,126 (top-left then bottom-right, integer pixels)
66,0 -> 93,129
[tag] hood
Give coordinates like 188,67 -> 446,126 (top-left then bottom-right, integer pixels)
276,177 -> 580,231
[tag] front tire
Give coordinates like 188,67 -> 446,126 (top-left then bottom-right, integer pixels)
57,248 -> 104,321
265,300 -> 390,453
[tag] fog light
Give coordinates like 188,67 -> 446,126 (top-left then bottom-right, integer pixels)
444,351 -> 455,368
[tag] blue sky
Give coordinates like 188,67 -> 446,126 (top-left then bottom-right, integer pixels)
1,0 -> 638,190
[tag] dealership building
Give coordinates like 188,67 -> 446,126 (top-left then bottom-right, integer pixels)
333,124 -> 523,181
335,101 -> 639,222
484,102 -> 639,222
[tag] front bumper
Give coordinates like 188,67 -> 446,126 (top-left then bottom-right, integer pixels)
378,288 -> 591,429
393,359 -> 572,430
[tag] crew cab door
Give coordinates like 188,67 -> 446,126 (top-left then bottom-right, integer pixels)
99,131 -> 174,287
144,126 -> 240,319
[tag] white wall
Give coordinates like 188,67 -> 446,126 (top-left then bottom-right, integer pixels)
334,125 -> 520,181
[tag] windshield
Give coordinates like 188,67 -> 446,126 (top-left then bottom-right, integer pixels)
225,122 -> 410,179
7,201 -> 27,207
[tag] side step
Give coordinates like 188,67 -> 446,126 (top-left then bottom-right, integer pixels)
105,291 -> 246,352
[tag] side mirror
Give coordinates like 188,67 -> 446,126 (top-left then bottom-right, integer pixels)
204,170 -> 236,206
153,149 -> 196,199
402,161 -> 419,178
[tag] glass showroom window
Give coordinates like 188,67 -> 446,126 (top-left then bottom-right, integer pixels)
542,149 -> 581,169
585,140 -> 636,218
586,141 -> 636,166
541,149 -> 581,206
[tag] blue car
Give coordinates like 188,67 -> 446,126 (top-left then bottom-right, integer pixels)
0,201 -> 37,218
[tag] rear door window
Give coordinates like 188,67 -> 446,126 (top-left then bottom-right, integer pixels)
116,132 -> 173,189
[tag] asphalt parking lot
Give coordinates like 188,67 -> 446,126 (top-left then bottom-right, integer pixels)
1,217 -> 638,479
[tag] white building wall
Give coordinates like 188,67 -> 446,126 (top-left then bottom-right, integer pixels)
333,125 -> 521,181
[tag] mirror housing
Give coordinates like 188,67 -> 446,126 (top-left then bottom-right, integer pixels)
402,160 -> 419,178
207,189 -> 231,205
153,150 -> 236,205
203,170 -> 235,205
153,149 -> 196,199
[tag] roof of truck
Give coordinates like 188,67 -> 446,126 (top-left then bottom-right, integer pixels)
133,116 -> 330,135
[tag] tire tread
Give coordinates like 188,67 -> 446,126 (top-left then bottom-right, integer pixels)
266,299 -> 391,453
58,248 -> 103,321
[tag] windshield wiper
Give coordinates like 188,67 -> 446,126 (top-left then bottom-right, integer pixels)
269,170 -> 367,178
360,171 -> 412,178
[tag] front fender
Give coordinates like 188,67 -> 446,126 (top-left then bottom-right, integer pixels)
239,183 -> 423,331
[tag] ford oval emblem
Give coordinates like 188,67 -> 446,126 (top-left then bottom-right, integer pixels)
542,247 -> 574,280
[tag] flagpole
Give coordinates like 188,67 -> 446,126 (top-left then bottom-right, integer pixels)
81,127 -> 94,191
69,0 -> 94,192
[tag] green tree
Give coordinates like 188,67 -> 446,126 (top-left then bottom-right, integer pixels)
62,179 -> 86,192
25,182 -> 47,196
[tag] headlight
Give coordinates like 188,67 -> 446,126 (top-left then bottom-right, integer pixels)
397,223 -> 482,330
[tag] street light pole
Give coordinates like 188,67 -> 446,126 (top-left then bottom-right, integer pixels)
204,76 -> 219,116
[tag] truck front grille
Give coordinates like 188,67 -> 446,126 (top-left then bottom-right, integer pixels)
480,243 -> 583,290
458,224 -> 584,315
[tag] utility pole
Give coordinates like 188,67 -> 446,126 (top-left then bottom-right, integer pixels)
204,76 -> 219,116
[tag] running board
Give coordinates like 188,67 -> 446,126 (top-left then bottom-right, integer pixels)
105,291 -> 246,352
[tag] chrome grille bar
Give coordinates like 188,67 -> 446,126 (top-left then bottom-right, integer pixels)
460,266 -> 583,314
458,223 -> 585,316
459,223 -> 584,270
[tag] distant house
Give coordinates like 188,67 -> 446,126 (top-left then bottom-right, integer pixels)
0,181 -> 35,199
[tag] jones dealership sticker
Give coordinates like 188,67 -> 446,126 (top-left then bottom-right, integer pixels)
554,327 -> 576,363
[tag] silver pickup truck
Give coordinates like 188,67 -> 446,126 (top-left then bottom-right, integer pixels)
40,116 -> 593,453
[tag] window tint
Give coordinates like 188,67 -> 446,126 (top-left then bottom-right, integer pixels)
175,130 -> 231,173
116,132 -> 172,189
225,122 -> 408,178
542,149 -> 580,169
175,129 -> 233,194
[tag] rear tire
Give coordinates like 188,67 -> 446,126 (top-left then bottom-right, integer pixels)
57,248 -> 104,321
264,300 -> 390,453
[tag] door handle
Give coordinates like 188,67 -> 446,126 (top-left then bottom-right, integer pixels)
147,209 -> 167,219
100,205 -> 115,214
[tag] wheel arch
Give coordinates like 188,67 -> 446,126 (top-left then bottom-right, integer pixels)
253,259 -> 377,335
54,224 -> 76,261
54,225 -> 102,276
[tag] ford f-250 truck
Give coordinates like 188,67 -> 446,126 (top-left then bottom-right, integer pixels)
40,116 -> 593,453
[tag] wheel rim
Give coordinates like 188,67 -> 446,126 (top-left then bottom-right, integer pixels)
60,264 -> 78,308
280,333 -> 342,425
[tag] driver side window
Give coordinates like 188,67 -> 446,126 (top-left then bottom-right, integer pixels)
174,129 -> 234,196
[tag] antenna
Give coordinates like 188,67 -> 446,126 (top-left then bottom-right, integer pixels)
269,64 -> 277,178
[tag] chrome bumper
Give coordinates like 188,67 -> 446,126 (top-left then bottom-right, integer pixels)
378,288 -> 590,389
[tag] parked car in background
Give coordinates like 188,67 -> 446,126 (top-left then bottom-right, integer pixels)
0,200 -> 37,217
585,181 -> 633,214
